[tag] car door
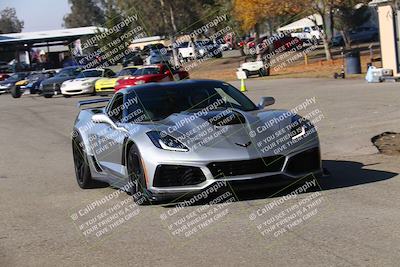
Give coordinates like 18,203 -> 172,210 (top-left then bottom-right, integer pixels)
93,93 -> 128,182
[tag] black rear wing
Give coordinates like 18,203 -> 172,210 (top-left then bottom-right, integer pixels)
77,98 -> 111,108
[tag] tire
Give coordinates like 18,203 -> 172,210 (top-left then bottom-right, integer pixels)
244,70 -> 250,78
127,143 -> 151,205
259,68 -> 266,77
11,86 -> 22,98
72,134 -> 97,189
44,94 -> 53,98
265,67 -> 270,76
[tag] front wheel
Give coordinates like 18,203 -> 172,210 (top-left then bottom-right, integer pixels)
127,144 -> 151,205
11,86 -> 22,98
44,94 -> 53,98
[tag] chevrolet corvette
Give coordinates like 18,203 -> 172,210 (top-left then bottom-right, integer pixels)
72,80 -> 322,204
114,64 -> 189,92
61,68 -> 115,97
95,66 -> 140,95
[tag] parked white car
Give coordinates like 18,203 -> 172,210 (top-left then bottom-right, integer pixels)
144,49 -> 172,65
61,68 -> 115,97
291,26 -> 322,43
178,40 -> 222,61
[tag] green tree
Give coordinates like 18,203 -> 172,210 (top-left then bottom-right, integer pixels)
334,1 -> 371,48
0,7 -> 24,33
63,0 -> 105,28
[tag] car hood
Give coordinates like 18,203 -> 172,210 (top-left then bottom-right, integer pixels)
96,77 -> 119,87
64,77 -> 100,84
130,74 -> 161,80
127,108 -> 314,157
41,76 -> 74,85
16,79 -> 29,86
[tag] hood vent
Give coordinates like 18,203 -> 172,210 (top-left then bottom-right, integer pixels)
203,110 -> 246,126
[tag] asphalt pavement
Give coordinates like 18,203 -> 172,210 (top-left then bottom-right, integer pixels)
0,78 -> 399,266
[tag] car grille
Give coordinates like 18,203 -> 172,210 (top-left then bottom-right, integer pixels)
285,147 -> 321,175
208,155 -> 285,178
98,87 -> 114,91
153,165 -> 206,187
42,83 -> 59,91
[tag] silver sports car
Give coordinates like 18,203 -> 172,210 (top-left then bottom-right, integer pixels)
72,80 -> 322,203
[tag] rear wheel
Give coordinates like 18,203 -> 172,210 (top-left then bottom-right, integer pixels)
72,135 -> 96,189
127,144 -> 151,205
44,94 -> 53,98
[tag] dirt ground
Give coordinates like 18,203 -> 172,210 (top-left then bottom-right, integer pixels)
189,53 -> 380,81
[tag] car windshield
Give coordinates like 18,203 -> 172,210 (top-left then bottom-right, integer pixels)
27,73 -> 44,80
177,42 -> 188,48
77,70 -> 103,78
125,83 -> 257,122
55,68 -> 79,77
196,40 -> 213,46
133,67 -> 160,75
8,74 -> 20,80
117,68 -> 138,76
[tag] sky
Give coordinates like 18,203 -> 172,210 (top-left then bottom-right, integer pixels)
0,0 -> 71,32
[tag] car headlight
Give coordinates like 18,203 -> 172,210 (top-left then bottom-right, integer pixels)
134,80 -> 145,85
61,83 -> 66,88
146,131 -> 189,152
290,115 -> 307,140
82,82 -> 94,86
40,83 -> 43,89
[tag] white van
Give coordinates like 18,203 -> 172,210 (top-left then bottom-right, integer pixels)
291,26 -> 322,42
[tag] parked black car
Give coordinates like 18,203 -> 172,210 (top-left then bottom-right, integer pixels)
40,66 -> 82,98
0,72 -> 29,95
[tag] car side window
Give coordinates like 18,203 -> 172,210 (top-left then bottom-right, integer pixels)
108,94 -> 124,122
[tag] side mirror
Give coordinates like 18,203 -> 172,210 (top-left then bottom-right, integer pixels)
258,97 -> 275,109
92,114 -> 127,132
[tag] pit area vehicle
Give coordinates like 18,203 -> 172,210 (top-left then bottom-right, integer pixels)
72,80 -> 322,204
114,64 -> 189,92
95,66 -> 140,96
61,68 -> 115,97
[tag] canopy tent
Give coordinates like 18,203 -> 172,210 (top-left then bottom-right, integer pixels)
0,27 -> 103,47
277,14 -> 323,32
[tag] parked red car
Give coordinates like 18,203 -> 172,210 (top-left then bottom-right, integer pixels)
238,37 -> 256,48
0,73 -> 10,81
272,35 -> 303,51
114,64 -> 189,92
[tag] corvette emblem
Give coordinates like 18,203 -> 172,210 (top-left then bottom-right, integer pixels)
235,141 -> 252,148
